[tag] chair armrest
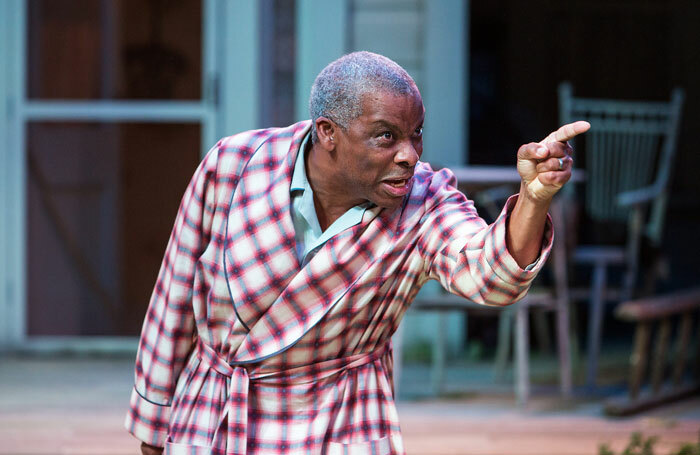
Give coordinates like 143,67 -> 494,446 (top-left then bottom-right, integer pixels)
617,184 -> 662,207
615,288 -> 700,322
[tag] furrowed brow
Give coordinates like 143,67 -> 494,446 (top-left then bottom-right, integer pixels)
370,120 -> 399,131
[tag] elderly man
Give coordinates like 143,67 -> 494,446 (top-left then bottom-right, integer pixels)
126,51 -> 588,455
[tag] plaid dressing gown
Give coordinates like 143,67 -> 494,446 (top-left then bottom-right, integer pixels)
125,121 -> 553,455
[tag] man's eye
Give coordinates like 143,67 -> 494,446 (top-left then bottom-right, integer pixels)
380,131 -> 393,140
414,127 -> 423,137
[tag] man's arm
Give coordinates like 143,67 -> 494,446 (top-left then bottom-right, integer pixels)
507,121 -> 590,267
417,121 -> 588,306
417,173 -> 552,307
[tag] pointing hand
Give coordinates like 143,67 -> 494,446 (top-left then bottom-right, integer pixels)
516,121 -> 590,202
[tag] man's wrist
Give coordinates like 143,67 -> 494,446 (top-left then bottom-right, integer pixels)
518,182 -> 553,209
516,183 -> 551,220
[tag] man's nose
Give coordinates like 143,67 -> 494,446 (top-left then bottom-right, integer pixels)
394,141 -> 419,167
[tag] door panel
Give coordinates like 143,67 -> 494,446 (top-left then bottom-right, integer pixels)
27,0 -> 202,100
26,121 -> 201,336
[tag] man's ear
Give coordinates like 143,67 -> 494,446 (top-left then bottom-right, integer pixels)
315,117 -> 336,151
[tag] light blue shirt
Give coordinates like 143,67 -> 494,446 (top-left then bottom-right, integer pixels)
290,133 -> 372,265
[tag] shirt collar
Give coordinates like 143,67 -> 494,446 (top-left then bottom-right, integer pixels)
290,131 -> 311,193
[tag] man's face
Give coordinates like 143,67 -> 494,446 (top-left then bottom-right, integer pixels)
331,89 -> 425,209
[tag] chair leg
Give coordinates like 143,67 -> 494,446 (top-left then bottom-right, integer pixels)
556,297 -> 573,398
515,302 -> 530,406
494,307 -> 514,381
568,295 -> 582,375
622,206 -> 643,302
533,309 -> 552,354
586,261 -> 608,387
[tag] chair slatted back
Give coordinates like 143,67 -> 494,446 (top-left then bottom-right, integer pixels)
558,83 -> 684,243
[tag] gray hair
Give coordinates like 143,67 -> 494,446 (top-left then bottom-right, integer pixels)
309,51 -> 417,142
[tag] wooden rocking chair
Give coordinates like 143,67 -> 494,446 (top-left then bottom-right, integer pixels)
558,82 -> 685,387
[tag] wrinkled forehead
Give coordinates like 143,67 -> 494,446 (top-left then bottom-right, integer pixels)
359,79 -> 421,103
357,88 -> 425,127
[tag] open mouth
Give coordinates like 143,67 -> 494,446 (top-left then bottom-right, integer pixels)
384,178 -> 408,188
380,176 -> 412,197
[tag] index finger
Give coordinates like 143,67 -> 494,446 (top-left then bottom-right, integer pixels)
542,121 -> 591,143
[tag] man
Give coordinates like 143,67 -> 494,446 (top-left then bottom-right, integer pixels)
126,51 -> 589,455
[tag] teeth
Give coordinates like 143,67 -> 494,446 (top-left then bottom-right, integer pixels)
389,180 -> 405,187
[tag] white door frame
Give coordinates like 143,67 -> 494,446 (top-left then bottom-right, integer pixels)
1,0 -> 28,348
0,0 -> 262,351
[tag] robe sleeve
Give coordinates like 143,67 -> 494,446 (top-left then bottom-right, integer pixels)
417,167 -> 553,306
124,144 -> 220,447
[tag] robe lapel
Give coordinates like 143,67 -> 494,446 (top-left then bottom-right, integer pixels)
233,205 -> 395,363
223,124 -> 308,332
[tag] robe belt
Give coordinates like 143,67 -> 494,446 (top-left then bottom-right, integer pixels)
197,340 -> 391,455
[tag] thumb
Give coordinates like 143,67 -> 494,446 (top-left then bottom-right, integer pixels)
518,142 -> 549,161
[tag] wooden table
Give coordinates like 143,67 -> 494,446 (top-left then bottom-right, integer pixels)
450,165 -> 585,186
